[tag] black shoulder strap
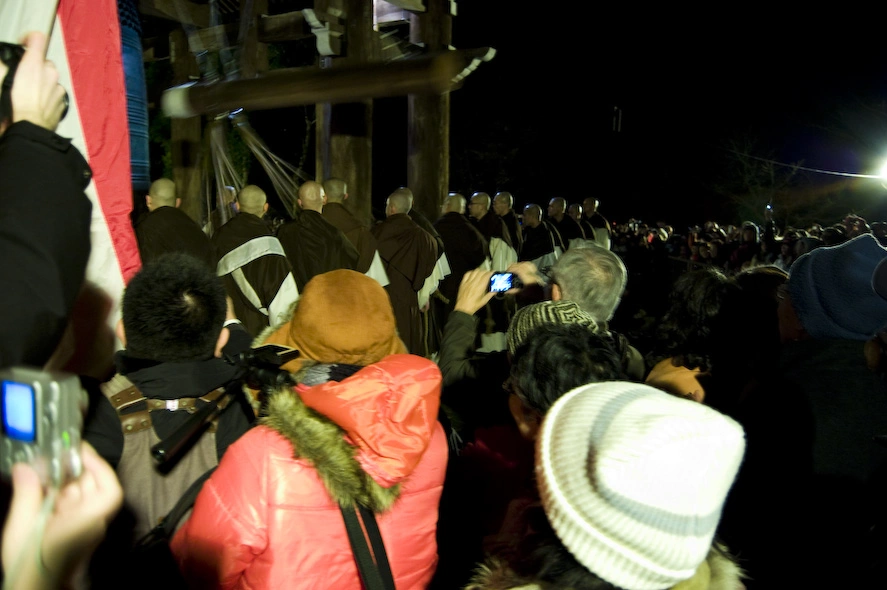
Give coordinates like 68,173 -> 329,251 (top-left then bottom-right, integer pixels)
160,466 -> 217,537
340,504 -> 396,590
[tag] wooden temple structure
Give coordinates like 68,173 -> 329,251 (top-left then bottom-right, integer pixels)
138,0 -> 494,225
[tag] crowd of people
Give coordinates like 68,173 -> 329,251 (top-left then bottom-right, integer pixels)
5,28 -> 887,590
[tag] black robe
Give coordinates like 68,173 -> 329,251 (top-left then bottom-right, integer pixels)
135,206 -> 216,270
212,214 -> 298,337
434,212 -> 490,310
500,210 -> 523,255
471,212 -> 513,249
371,214 -> 438,354
549,215 -> 585,247
0,121 -> 92,368
277,210 -> 359,291
520,222 -> 561,262
322,202 -> 378,273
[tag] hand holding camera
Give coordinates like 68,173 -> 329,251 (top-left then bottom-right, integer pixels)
2,442 -> 122,590
0,366 -> 87,488
0,31 -> 68,133
454,269 -> 497,316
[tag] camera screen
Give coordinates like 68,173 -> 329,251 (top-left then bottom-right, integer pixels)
2,380 -> 36,443
490,273 -> 513,293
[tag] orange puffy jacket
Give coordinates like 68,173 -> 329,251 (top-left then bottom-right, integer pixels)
171,354 -> 448,589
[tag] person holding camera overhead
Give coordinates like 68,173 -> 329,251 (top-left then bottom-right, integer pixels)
0,31 -> 123,590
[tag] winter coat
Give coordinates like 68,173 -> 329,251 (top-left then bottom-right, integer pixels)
170,354 -> 448,589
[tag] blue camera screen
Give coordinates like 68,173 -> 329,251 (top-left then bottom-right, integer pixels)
490,273 -> 513,292
2,381 -> 36,443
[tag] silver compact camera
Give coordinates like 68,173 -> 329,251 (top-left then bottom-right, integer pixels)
0,367 -> 87,487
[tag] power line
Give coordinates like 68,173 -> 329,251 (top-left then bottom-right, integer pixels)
724,147 -> 882,179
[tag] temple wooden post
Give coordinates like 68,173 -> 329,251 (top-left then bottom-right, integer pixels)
169,28 -> 203,224
315,0 -> 378,227
408,0 -> 452,222
240,0 -> 269,79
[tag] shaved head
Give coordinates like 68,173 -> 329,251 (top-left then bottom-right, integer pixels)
386,187 -> 414,216
236,185 -> 268,217
322,178 -> 347,203
298,181 -> 326,212
523,204 -> 542,228
547,197 -> 566,221
147,178 -> 177,211
493,191 -> 513,216
468,192 -> 491,220
442,193 -> 466,215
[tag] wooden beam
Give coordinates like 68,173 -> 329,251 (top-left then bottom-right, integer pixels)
258,10 -> 345,43
162,51 -> 477,117
138,0 -> 210,28
187,23 -> 238,52
380,0 -> 426,12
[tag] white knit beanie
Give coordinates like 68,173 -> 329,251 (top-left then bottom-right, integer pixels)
536,382 -> 745,590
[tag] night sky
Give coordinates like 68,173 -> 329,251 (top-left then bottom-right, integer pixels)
440,4 -> 887,230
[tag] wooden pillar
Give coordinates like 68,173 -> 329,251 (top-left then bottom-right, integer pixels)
315,0 -> 378,227
240,0 -> 269,79
169,28 -> 203,224
408,0 -> 452,222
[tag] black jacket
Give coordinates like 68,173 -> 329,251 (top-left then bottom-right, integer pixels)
84,325 -> 255,468
0,122 -> 92,368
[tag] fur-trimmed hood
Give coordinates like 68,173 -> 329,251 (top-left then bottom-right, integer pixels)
465,543 -> 744,590
259,354 -> 442,512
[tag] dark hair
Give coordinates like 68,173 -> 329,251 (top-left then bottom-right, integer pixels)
651,267 -> 739,373
122,253 -> 227,362
510,323 -> 623,416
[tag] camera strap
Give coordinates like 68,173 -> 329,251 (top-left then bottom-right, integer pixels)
340,503 -> 395,590
103,375 -> 227,434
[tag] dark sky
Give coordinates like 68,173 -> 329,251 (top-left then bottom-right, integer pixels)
444,4 -> 887,228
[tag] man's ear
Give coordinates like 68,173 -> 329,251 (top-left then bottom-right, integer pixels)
145,195 -> 153,209
175,197 -> 182,208
263,202 -> 269,214
115,319 -> 127,348
297,199 -> 303,210
508,393 -> 541,440
551,283 -> 562,301
215,326 -> 231,358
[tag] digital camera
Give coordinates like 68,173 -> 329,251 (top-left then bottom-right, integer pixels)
0,367 -> 87,487
489,272 -> 521,293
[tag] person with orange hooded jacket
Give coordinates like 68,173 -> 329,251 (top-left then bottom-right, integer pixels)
170,269 -> 448,589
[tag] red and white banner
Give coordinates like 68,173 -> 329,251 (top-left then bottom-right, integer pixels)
1,0 -> 142,377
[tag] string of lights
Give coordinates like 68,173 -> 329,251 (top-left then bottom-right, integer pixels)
724,147 -> 883,179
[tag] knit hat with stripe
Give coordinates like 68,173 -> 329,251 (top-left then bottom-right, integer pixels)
536,382 -> 745,590
506,300 -> 598,356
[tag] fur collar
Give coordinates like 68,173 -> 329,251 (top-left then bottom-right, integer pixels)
465,543 -> 743,590
259,382 -> 400,513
